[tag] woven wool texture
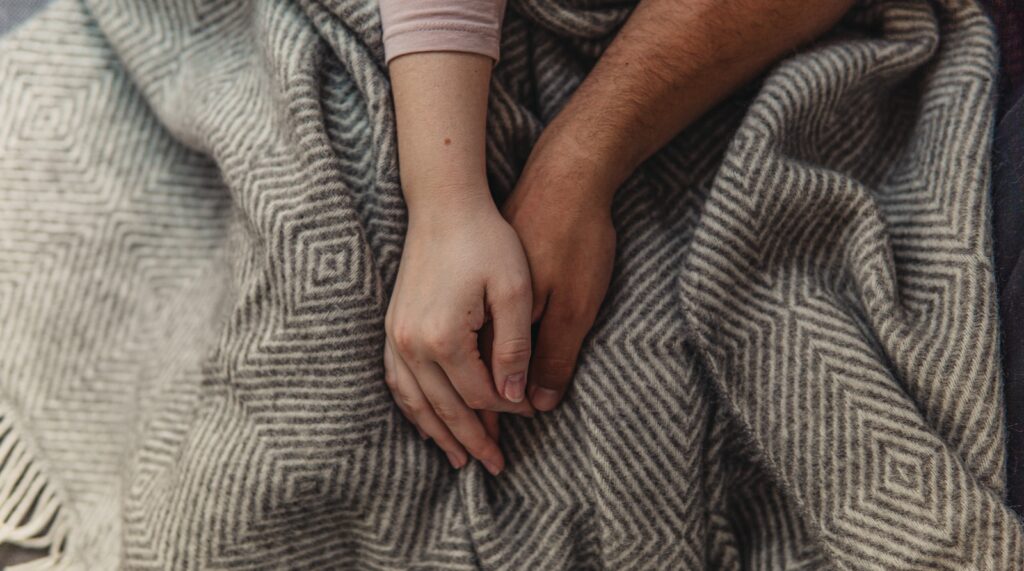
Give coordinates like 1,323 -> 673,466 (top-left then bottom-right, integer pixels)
0,0 -> 1020,568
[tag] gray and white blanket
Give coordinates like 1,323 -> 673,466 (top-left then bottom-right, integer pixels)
0,0 -> 1020,568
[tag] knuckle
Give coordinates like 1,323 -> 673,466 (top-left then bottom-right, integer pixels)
383,369 -> 397,390
501,276 -> 531,300
423,330 -> 457,358
494,337 -> 531,367
398,392 -> 425,414
534,356 -> 576,387
391,324 -> 417,355
465,438 -> 499,460
431,403 -> 461,424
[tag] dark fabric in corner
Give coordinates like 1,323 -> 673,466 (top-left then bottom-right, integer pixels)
0,0 -> 54,36
981,0 -> 1024,516
996,97 -> 1024,513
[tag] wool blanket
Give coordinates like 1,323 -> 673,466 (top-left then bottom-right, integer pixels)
0,0 -> 1020,568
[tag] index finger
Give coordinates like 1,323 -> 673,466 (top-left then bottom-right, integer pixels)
410,359 -> 507,476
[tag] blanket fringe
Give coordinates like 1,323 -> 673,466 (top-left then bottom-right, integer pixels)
0,413 -> 69,569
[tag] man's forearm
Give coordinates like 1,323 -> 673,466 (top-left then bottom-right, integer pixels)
545,0 -> 856,204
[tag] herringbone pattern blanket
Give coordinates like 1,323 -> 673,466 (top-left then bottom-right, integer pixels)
0,0 -> 1020,568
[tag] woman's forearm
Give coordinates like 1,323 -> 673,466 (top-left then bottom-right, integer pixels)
383,48 -> 535,474
389,51 -> 495,219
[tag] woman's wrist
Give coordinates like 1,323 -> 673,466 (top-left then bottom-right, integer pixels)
404,179 -> 498,228
389,50 -> 496,227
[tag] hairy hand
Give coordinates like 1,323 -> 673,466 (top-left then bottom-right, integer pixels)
384,196 -> 534,475
501,131 -> 617,412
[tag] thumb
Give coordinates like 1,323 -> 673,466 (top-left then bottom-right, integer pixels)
488,280 -> 533,403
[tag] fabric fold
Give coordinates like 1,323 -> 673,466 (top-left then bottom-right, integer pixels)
0,0 -> 1018,568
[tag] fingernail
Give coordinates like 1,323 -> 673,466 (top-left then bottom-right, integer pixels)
482,459 -> 503,476
503,373 -> 526,402
532,388 -> 560,411
447,451 -> 466,469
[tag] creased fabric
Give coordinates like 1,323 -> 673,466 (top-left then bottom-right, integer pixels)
0,0 -> 1019,569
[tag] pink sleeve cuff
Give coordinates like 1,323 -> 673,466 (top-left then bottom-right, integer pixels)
379,0 -> 507,64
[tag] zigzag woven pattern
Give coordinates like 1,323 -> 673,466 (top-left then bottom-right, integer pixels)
0,0 -> 1020,568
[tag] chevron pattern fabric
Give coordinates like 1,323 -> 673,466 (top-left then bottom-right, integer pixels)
0,0 -> 1018,568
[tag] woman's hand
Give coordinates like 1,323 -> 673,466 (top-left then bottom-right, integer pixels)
385,52 -> 534,474
502,124 -> 618,412
384,194 -> 534,475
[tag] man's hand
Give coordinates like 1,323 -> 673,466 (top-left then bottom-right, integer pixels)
385,197 -> 534,475
501,129 -> 617,412
496,0 -> 854,411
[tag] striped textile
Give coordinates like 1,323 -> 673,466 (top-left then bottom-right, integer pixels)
0,0 -> 1019,568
